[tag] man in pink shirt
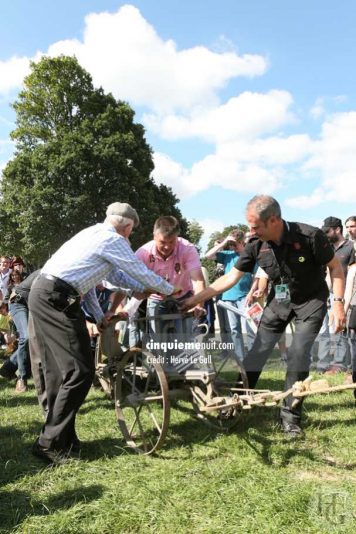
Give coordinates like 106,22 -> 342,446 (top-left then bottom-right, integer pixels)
135,216 -> 205,338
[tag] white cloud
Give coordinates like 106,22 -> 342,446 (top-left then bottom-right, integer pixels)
144,90 -> 294,142
44,4 -> 267,114
310,95 -> 348,119
199,218 -> 225,236
153,132 -> 313,199
219,134 -> 312,165
153,150 -> 281,199
0,56 -> 30,95
286,112 -> 356,208
0,6 -> 268,110
152,152 -> 191,199
198,218 -> 226,252
285,188 -> 327,209
310,97 -> 325,119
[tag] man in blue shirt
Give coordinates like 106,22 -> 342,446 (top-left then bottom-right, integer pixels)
29,202 -> 177,464
205,229 -> 255,360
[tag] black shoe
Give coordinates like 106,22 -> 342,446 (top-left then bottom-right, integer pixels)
0,362 -> 17,380
281,420 -> 304,439
32,438 -> 76,465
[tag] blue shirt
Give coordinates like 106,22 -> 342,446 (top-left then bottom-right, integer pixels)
42,223 -> 174,296
81,267 -> 147,322
216,250 -> 253,301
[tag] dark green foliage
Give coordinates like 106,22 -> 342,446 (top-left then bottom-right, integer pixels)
186,219 -> 204,254
0,56 -> 183,263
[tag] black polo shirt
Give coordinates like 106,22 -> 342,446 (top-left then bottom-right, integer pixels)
235,221 -> 334,320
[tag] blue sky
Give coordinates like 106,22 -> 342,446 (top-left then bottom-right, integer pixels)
1,1 -> 356,248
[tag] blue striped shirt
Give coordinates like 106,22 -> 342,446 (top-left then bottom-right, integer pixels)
42,223 -> 174,296
83,268 -> 147,322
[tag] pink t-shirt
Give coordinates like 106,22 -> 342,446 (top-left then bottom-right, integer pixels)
135,237 -> 201,299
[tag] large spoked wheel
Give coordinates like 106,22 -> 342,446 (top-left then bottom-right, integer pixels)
94,318 -> 124,398
94,336 -> 114,398
114,348 -> 170,455
192,350 -> 249,431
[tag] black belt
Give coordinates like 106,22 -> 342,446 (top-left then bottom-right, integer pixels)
40,274 -> 79,296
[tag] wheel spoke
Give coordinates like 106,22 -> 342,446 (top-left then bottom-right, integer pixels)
143,395 -> 164,402
192,352 -> 248,432
142,365 -> 153,396
123,373 -> 141,395
215,358 -> 228,376
145,404 -> 163,434
135,408 -> 148,453
128,404 -> 143,435
132,354 -> 137,394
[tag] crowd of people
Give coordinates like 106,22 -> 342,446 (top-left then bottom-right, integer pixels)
0,196 -> 355,464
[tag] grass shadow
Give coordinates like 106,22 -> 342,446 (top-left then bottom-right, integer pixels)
79,395 -> 114,414
0,394 -> 41,409
0,424 -> 50,488
0,484 -> 104,532
81,436 -> 134,460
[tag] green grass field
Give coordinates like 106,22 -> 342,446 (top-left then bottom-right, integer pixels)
1,367 -> 355,534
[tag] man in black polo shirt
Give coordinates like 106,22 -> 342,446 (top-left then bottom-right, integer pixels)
182,195 -> 346,438
316,217 -> 354,374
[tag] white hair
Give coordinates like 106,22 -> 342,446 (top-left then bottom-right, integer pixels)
105,214 -> 133,229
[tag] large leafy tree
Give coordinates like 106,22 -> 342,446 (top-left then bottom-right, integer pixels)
0,55 -> 184,264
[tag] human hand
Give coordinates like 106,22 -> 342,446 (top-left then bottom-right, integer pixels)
171,286 -> 183,296
86,321 -> 99,337
253,289 -> 265,299
225,235 -> 237,244
332,302 -> 346,333
179,295 -> 198,312
193,305 -> 207,318
96,316 -> 110,333
116,311 -> 129,320
132,290 -> 153,300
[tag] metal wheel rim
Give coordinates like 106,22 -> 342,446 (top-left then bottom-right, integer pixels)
114,348 -> 170,455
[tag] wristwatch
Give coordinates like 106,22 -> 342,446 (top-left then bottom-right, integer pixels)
333,297 -> 345,303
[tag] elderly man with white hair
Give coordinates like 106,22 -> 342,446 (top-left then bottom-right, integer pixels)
29,202 -> 177,463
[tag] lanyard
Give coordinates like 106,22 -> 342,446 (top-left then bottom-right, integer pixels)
269,222 -> 291,284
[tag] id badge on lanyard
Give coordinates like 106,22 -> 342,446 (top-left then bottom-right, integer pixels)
275,283 -> 291,304
272,223 -> 291,305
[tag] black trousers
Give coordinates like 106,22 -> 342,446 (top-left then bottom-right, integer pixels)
28,277 -> 95,450
243,303 -> 327,424
28,312 -> 48,417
